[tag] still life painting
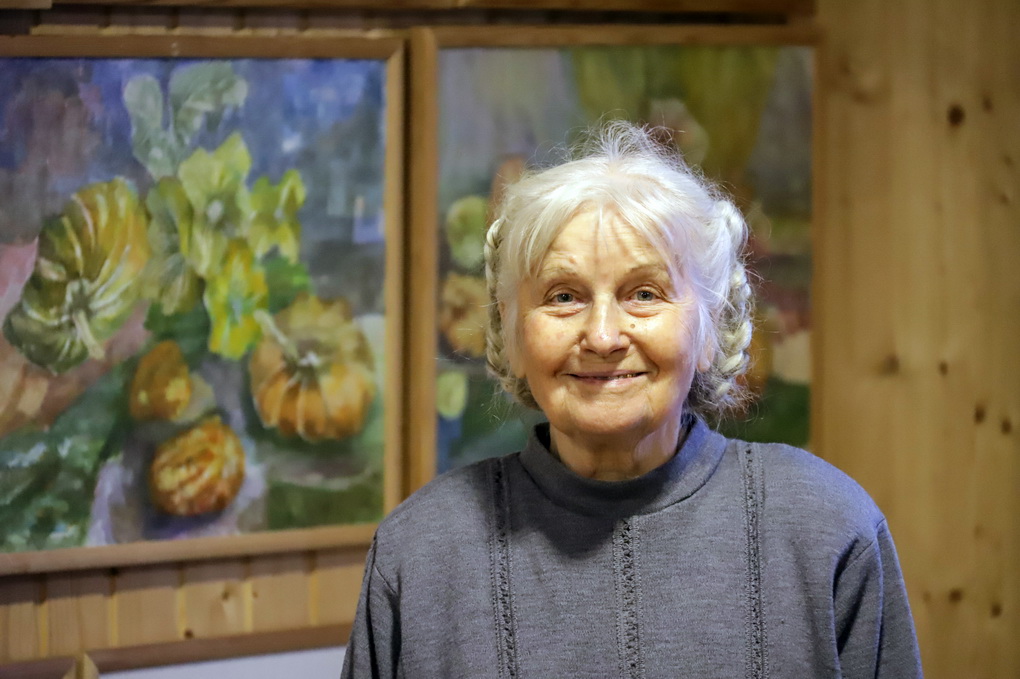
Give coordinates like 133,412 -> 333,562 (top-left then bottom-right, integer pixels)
435,43 -> 813,472
0,55 -> 393,554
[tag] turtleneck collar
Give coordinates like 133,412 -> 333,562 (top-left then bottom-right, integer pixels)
517,416 -> 728,517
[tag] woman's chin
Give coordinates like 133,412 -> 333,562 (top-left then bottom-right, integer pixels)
551,411 -> 660,443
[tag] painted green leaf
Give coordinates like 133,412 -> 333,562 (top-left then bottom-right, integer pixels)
3,179 -> 151,373
177,133 -> 253,278
249,170 -> 306,263
124,64 -> 248,180
144,301 -> 212,365
0,362 -> 128,551
144,177 -> 203,315
123,75 -> 177,179
169,63 -> 248,152
262,253 -> 312,313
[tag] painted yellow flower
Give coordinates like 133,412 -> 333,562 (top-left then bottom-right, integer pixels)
203,240 -> 268,359
249,170 -> 305,263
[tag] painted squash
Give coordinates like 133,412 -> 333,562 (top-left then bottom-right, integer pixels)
3,179 -> 150,374
249,292 -> 375,442
149,416 -> 245,516
439,272 -> 488,358
129,340 -> 192,421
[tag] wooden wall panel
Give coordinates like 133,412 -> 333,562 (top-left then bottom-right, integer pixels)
180,561 -> 248,639
45,572 -> 112,656
113,566 -> 181,647
816,0 -> 1019,677
249,554 -> 311,632
0,576 -> 42,662
313,548 -> 365,626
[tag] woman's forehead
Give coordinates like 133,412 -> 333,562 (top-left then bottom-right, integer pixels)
535,211 -> 676,272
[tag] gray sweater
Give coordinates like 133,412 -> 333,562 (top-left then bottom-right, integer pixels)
342,419 -> 922,678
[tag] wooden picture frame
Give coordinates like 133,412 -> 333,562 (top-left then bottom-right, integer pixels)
406,24 -> 818,493
0,33 -> 406,576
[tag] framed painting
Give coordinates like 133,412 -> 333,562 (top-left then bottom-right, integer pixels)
0,34 -> 405,574
406,25 -> 816,489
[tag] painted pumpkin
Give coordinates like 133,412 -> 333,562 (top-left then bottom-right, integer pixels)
3,179 -> 150,374
149,416 -> 245,516
129,340 -> 192,421
439,272 -> 488,358
249,292 -> 375,442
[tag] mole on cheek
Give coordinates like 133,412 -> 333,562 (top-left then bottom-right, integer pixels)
630,324 -> 636,329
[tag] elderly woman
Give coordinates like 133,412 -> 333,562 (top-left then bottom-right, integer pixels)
342,124 -> 922,678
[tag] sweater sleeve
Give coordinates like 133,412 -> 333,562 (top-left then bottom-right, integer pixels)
833,520 -> 923,678
340,538 -> 400,679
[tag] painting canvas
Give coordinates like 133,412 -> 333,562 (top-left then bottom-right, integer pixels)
0,53 -> 395,555
435,44 -> 812,472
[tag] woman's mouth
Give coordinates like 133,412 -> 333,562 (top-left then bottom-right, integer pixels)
569,371 -> 646,381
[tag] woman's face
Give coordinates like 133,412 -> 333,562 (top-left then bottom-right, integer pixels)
512,210 -> 709,448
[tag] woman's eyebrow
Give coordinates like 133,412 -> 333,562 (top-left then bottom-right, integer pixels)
533,264 -> 578,280
623,263 -> 674,280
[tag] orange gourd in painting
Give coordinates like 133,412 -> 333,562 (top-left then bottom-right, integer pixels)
129,340 -> 192,421
248,292 -> 376,442
149,416 -> 245,516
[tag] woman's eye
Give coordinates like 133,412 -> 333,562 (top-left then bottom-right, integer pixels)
634,290 -> 657,302
553,292 -> 574,304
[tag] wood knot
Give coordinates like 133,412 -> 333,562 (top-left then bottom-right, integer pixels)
1002,418 -> 1013,435
879,354 -> 900,375
183,629 -> 195,639
991,602 -> 1003,618
974,404 -> 986,423
938,361 -> 948,375
948,104 -> 966,127
949,588 -> 964,603
983,95 -> 993,112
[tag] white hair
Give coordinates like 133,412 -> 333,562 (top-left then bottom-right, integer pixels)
483,121 -> 753,420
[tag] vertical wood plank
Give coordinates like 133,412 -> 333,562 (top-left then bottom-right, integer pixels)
113,565 -> 181,647
180,560 -> 247,640
0,575 -> 42,662
249,553 -> 311,632
816,0 -> 1019,676
45,571 -> 112,656
313,547 -> 368,626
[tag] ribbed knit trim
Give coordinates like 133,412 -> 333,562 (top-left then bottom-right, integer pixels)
518,416 -> 728,517
489,458 -> 520,679
613,518 -> 645,679
740,444 -> 767,679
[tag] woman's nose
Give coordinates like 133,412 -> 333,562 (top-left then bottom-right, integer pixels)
581,298 -> 629,356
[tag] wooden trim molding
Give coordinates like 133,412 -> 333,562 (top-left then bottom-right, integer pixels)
41,0 -> 813,13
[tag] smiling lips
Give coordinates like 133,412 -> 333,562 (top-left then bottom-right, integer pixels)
568,371 -> 647,381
